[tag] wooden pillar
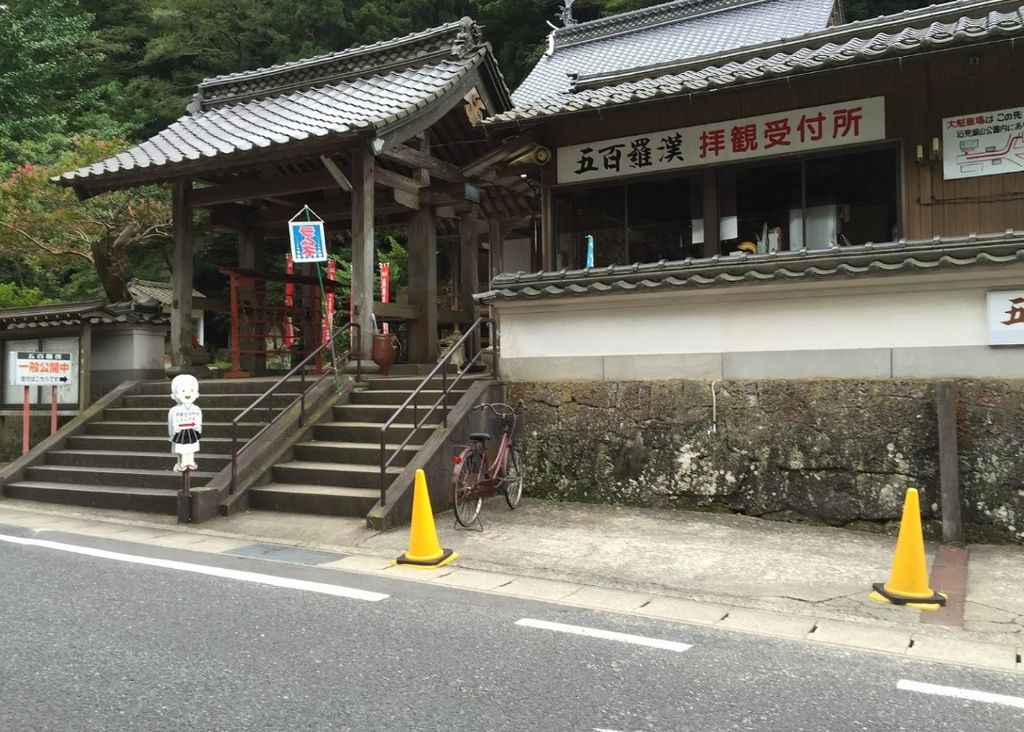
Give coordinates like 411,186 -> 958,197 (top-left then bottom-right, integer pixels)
78,320 -> 92,410
459,212 -> 480,356
171,179 -> 194,371
488,218 -> 504,283
407,206 -> 438,363
701,168 -> 720,258
238,226 -> 266,373
351,148 -> 375,358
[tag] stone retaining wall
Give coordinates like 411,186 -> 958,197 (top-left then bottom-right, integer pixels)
509,380 -> 1024,544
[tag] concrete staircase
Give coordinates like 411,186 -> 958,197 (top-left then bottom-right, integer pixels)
3,378 -> 304,513
248,374 -> 476,517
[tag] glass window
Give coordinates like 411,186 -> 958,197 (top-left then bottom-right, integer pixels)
804,148 -> 899,247
627,177 -> 701,262
719,162 -> 802,254
555,184 -> 626,269
555,175 -> 701,268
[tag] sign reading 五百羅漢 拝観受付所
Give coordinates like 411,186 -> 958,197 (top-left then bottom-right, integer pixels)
556,97 -> 886,184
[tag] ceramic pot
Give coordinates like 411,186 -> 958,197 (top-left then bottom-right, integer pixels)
371,332 -> 398,376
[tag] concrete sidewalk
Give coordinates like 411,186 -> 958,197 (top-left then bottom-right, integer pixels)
1,496 -> 1021,673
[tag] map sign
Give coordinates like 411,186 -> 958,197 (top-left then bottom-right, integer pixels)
943,106 -> 1024,180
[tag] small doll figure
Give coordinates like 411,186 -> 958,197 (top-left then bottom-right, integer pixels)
168,374 -> 202,472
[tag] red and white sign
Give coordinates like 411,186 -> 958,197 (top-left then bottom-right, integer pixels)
379,262 -> 391,335
557,97 -> 886,183
8,352 -> 73,386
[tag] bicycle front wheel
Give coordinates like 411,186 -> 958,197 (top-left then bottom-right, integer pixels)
504,445 -> 523,509
453,451 -> 483,526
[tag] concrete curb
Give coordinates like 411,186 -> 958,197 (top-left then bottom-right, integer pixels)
0,500 -> 1020,675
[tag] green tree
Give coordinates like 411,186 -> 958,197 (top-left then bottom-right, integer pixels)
0,139 -> 171,302
0,1 -> 125,171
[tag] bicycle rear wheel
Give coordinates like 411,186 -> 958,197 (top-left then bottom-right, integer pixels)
453,450 -> 483,526
504,445 -> 523,509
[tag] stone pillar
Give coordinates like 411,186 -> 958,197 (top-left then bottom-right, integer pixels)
171,179 -> 193,371
351,147 -> 375,358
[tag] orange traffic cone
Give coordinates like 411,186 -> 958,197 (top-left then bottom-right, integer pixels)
394,469 -> 457,568
870,487 -> 946,611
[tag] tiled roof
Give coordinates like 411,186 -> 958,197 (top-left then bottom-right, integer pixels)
0,300 -> 170,329
127,279 -> 205,306
55,18 -> 509,193
497,0 -> 1024,124
512,0 -> 837,106
477,231 -> 1024,303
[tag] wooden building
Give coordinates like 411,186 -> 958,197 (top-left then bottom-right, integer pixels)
478,0 -> 1024,381
54,18 -> 538,371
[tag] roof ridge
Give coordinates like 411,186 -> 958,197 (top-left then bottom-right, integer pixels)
552,0 -> 772,50
572,0 -> 1018,90
194,17 -> 482,109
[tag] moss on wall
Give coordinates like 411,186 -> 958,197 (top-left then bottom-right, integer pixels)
510,379 -> 1024,544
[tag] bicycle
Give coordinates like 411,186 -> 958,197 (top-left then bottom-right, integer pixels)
451,400 -> 525,527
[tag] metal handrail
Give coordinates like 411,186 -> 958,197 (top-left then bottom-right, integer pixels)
378,316 -> 496,505
230,323 -> 361,493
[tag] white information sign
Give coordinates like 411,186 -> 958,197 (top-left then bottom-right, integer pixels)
8,352 -> 74,385
987,290 -> 1024,346
557,97 -> 886,184
943,106 -> 1024,180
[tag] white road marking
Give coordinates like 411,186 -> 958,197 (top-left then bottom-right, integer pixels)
897,680 -> 1024,709
0,533 -> 388,602
516,618 -> 692,653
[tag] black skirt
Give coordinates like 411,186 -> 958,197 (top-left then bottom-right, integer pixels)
171,429 -> 200,446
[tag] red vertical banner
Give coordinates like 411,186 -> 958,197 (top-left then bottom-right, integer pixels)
379,262 -> 390,335
323,259 -> 336,343
283,254 -> 295,348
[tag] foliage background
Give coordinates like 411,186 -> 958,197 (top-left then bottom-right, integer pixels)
0,0 -> 932,313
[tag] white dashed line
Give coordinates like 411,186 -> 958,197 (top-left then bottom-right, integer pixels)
516,618 -> 692,653
0,533 -> 388,602
897,680 -> 1024,709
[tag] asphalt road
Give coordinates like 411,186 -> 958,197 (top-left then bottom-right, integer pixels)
1,525 -> 1021,732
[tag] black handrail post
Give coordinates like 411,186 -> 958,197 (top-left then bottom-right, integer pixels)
379,429 -> 387,506
442,361 -> 448,428
230,425 -> 237,494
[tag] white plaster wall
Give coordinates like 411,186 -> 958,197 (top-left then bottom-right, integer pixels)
92,327 -> 166,370
496,269 -> 1024,359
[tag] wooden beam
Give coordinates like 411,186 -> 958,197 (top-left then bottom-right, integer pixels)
461,133 -> 536,178
320,155 -> 353,192
171,179 -> 194,371
192,170 -> 335,207
392,188 -> 419,210
379,144 -> 464,183
373,167 -> 422,195
459,212 -> 480,356
254,199 -> 407,226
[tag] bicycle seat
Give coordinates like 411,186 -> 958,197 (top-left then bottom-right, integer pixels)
469,432 -> 492,443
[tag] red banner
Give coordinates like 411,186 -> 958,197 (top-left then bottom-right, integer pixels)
380,262 -> 390,334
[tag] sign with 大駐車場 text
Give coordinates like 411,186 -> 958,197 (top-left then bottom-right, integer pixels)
556,97 -> 886,184
943,106 -> 1024,181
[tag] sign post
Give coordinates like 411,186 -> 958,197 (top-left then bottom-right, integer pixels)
8,352 -> 73,454
379,262 -> 391,334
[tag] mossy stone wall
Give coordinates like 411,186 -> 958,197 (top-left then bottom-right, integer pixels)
509,380 -> 1024,543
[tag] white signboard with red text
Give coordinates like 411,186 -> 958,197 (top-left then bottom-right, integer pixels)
8,352 -> 73,386
987,290 -> 1024,346
942,106 -> 1024,181
556,97 -> 886,184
